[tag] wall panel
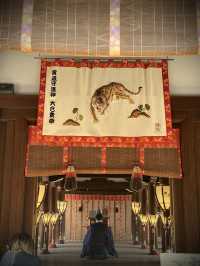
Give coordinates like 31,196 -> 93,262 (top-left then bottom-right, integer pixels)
64,196 -> 132,241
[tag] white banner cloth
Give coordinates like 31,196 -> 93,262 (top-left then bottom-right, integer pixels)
43,66 -> 166,137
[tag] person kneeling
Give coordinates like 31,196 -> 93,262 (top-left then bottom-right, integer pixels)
81,212 -> 118,260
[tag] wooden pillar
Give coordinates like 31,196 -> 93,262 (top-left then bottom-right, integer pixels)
140,188 -> 147,248
172,111 -> 200,253
171,179 -> 186,252
0,118 -> 36,243
0,121 -> 10,243
23,177 -> 37,236
148,181 -> 156,214
148,181 -> 156,254
49,183 -> 57,248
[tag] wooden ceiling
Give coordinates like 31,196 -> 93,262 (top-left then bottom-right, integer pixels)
48,174 -> 169,195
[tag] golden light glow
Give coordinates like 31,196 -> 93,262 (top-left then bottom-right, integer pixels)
148,214 -> 158,226
131,201 -> 141,215
42,212 -> 52,226
36,184 -> 46,209
57,200 -> 67,215
156,185 -> 170,211
50,213 -> 60,225
139,214 -> 148,225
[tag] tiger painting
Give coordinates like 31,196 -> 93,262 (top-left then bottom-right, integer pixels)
90,82 -> 142,122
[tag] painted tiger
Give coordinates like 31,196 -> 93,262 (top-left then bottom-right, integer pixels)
90,82 -> 142,122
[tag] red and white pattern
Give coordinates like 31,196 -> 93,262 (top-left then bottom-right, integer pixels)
25,59 -> 182,178
35,59 -> 172,144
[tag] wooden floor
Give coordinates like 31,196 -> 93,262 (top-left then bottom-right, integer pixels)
39,242 -> 160,266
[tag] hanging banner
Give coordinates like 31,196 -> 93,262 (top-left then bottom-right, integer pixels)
37,60 -> 172,141
25,60 -> 182,178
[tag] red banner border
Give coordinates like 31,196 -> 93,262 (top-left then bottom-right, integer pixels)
35,59 -> 172,147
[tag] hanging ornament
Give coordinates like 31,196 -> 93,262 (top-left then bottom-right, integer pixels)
64,164 -> 78,192
129,165 -> 143,192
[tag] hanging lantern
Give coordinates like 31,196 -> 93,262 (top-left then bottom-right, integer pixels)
57,200 -> 67,215
131,201 -> 141,215
148,214 -> 159,227
155,185 -> 170,216
139,214 -> 148,225
64,164 -> 78,192
36,184 -> 46,209
129,165 -> 143,192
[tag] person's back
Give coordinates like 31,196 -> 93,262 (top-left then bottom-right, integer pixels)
0,233 -> 40,266
81,211 -> 118,259
106,226 -> 118,257
13,251 -> 40,266
90,222 -> 108,248
88,214 -> 109,259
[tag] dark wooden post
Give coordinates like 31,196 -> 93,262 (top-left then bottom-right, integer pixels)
49,184 -> 57,248
148,180 -> 157,255
140,188 -> 147,248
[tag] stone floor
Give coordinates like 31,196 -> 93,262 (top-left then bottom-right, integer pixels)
39,241 -> 160,266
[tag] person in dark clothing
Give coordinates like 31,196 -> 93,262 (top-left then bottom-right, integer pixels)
81,218 -> 96,257
0,233 -> 41,266
103,218 -> 118,257
81,211 -> 118,259
88,212 -> 108,259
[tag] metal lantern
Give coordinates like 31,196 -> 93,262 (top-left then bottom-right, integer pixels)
139,214 -> 148,225
160,212 -> 173,252
42,212 -> 52,226
34,210 -> 44,255
139,213 -> 148,249
167,215 -> 173,227
57,200 -> 67,244
132,201 -> 141,215
57,200 -> 67,215
50,213 -> 60,226
160,213 -> 173,227
148,214 -> 159,255
148,214 -> 158,227
49,212 -> 60,248
50,213 -> 60,225
41,212 -> 52,254
36,184 -> 46,209
155,185 -> 170,213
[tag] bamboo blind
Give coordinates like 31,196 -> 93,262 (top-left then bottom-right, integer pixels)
26,145 -> 181,178
0,0 -> 199,55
